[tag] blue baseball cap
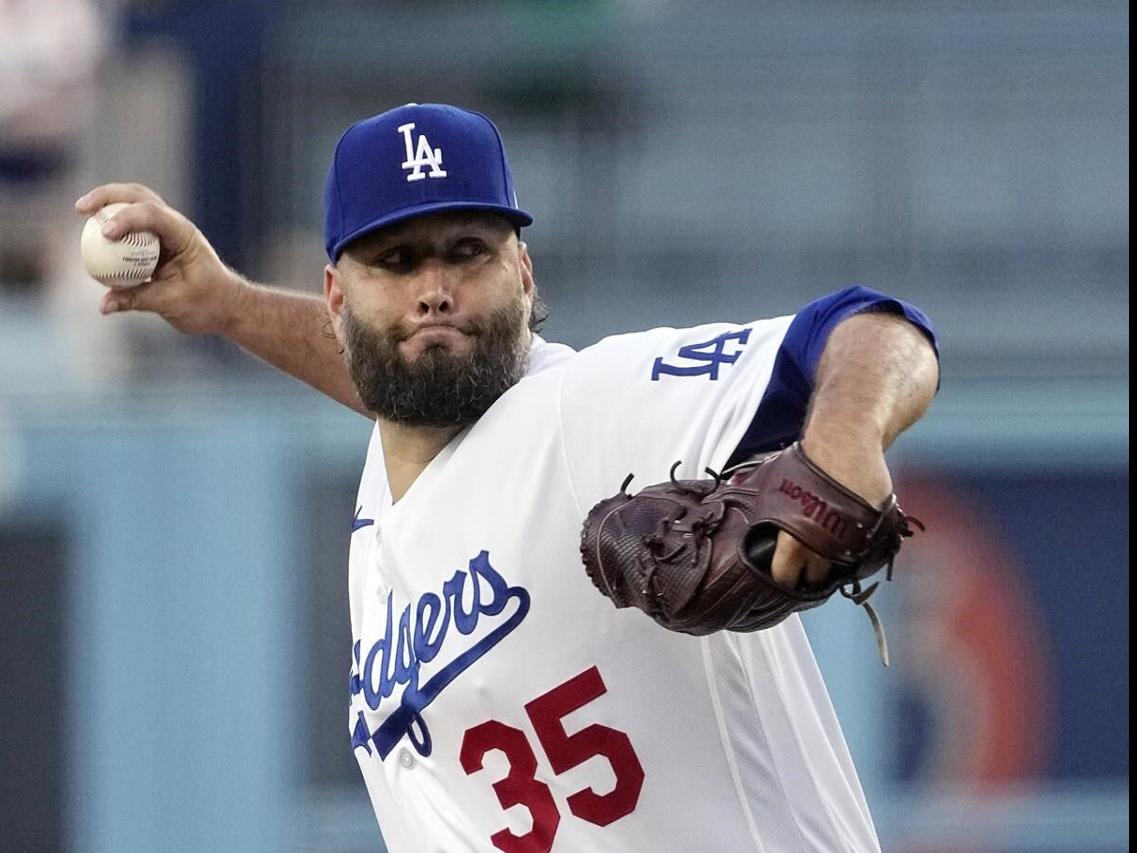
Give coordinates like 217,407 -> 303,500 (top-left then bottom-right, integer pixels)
323,103 -> 533,261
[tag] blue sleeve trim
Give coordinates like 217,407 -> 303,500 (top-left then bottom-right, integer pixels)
724,286 -> 939,469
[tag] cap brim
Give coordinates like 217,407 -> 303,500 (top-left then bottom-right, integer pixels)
332,201 -> 533,260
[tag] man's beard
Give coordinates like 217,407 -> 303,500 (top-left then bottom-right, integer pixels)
341,298 -> 530,427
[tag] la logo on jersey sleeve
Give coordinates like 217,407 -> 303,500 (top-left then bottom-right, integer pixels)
652,327 -> 751,380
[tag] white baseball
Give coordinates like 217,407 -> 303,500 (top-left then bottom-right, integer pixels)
80,202 -> 161,288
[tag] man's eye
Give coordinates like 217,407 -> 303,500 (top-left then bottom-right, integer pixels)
375,249 -> 411,268
451,240 -> 487,259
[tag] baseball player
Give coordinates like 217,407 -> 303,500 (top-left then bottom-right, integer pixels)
77,103 -> 939,852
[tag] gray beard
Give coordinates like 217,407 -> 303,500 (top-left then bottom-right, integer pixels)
341,299 -> 530,427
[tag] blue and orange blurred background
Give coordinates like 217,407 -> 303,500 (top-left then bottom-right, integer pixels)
0,2 -> 1127,851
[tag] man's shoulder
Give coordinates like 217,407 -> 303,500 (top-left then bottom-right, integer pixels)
524,335 -> 577,377
520,328 -> 696,391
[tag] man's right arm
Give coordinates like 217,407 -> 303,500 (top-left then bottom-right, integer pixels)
214,280 -> 368,416
76,183 -> 370,417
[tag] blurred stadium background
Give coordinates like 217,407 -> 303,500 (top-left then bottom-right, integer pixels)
0,1 -> 1127,851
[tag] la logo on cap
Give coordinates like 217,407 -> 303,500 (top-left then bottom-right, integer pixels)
398,122 -> 447,183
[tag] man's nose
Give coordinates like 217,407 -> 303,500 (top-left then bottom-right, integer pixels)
414,260 -> 456,316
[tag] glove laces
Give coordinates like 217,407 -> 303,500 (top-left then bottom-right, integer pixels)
840,504 -> 924,667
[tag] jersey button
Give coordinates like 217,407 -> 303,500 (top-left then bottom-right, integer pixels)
398,748 -> 416,769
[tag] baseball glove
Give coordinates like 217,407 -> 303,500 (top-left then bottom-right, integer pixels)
579,442 -> 922,664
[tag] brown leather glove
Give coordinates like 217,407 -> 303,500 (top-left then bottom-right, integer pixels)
579,442 -> 922,664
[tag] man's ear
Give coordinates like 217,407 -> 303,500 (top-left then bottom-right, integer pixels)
325,263 -> 346,342
518,241 -> 534,296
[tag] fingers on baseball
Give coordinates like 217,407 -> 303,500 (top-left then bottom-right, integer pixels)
75,183 -> 166,215
76,186 -> 193,259
771,529 -> 832,589
100,281 -> 154,315
102,201 -> 181,248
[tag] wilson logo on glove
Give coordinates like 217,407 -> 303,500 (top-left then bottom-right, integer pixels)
776,479 -> 852,539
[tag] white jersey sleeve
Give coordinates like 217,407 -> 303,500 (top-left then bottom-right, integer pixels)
559,317 -> 793,512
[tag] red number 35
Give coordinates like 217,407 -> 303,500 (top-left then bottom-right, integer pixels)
460,666 -> 645,853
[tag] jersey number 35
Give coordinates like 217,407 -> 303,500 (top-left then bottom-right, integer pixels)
460,666 -> 645,853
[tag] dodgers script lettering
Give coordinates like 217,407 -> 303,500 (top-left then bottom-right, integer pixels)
350,550 -> 530,760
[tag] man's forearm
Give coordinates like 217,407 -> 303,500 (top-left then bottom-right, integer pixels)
805,312 -> 938,449
799,311 -> 938,508
224,281 -> 370,417
769,310 -> 938,585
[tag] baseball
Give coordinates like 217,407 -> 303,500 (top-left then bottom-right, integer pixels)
80,202 -> 160,287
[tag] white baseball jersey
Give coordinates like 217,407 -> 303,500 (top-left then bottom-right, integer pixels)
346,317 -> 880,853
